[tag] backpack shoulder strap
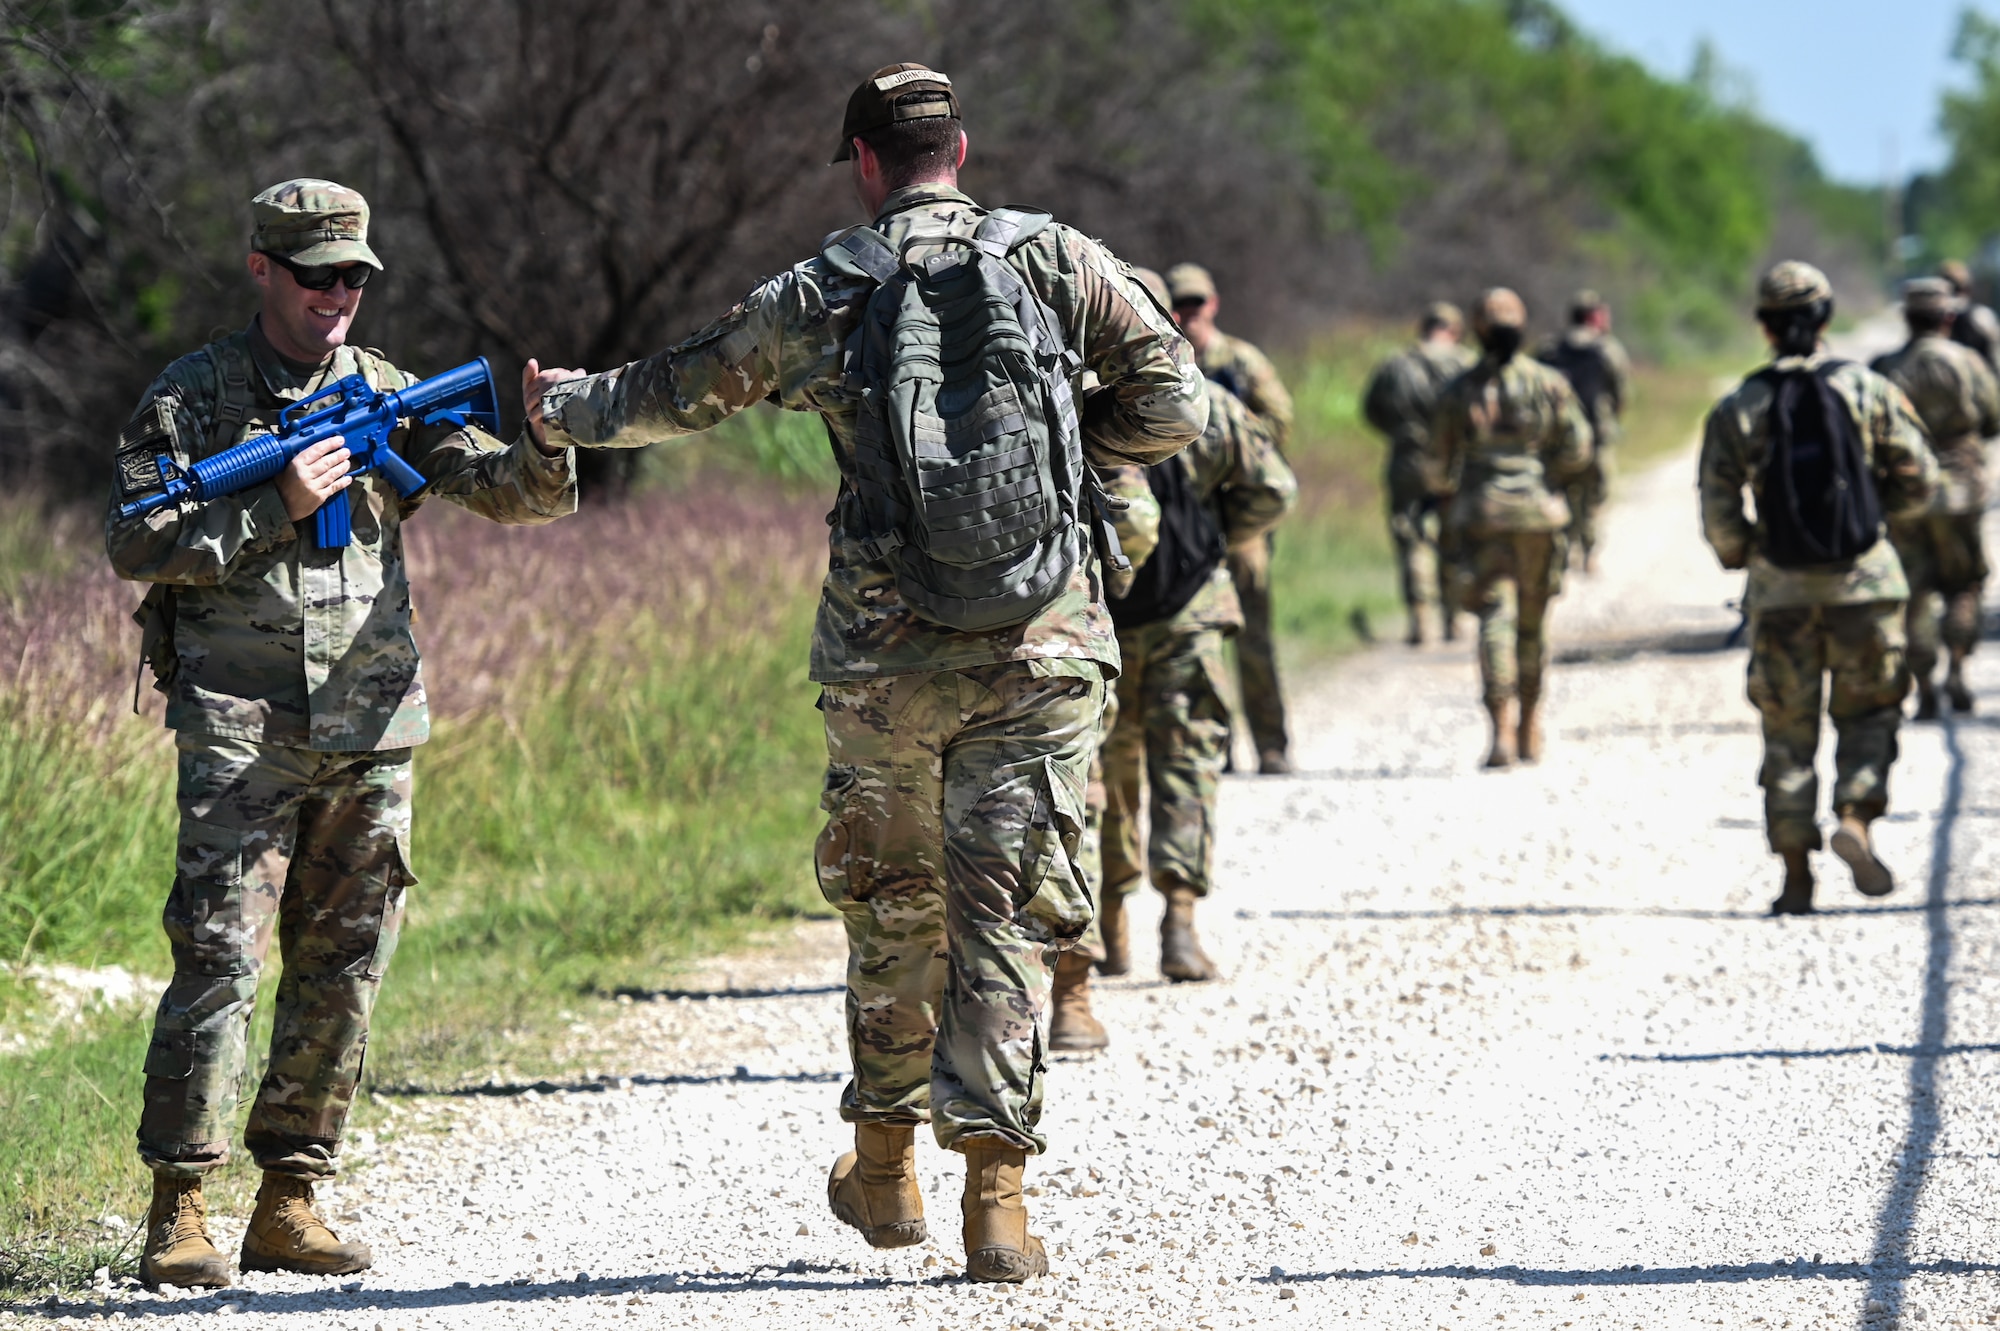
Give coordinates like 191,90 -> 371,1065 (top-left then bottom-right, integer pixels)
820,225 -> 900,285
973,206 -> 1053,258
204,338 -> 259,453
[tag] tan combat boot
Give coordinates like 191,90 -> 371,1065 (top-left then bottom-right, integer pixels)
1830,811 -> 1894,898
1770,849 -> 1815,916
1095,889 -> 1131,977
1159,885 -> 1219,983
139,1175 -> 231,1290
238,1173 -> 372,1276
827,1122 -> 926,1249
1517,694 -> 1544,764
1048,951 -> 1108,1051
1915,680 -> 1941,721
1484,698 -> 1517,769
961,1142 -> 1048,1283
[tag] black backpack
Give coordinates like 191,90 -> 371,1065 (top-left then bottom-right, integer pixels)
1538,338 -> 1617,434
1755,360 -> 1883,568
1108,455 -> 1226,629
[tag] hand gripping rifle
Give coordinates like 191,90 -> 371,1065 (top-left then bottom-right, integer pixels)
116,358 -> 503,548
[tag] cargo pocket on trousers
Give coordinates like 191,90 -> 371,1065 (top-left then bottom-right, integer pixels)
143,1028 -> 197,1080
365,836 -> 415,980
813,764 -> 865,907
1016,757 -> 1092,947
164,821 -> 246,976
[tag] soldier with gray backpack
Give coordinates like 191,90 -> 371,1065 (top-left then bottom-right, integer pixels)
1698,262 -> 1936,916
526,63 -> 1206,1280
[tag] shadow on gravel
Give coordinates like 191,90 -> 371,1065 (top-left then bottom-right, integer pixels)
600,984 -> 844,1002
25,1265 -> 946,1321
1552,627 -> 1742,665
1263,1258 -> 2000,1289
1608,1040 -> 2000,1063
374,1068 -> 845,1098
1249,899 -> 2000,924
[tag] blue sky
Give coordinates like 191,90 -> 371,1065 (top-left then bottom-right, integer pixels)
1559,0 -> 1983,184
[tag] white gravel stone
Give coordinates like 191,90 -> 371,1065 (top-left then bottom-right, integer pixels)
18,318 -> 2000,1329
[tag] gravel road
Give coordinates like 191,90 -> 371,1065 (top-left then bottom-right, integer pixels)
18,333 -> 2000,1329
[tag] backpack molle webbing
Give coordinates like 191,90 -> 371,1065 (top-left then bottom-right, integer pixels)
824,207 -> 1098,633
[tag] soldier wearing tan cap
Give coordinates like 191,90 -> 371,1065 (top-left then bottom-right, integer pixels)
1423,288 -> 1592,769
1535,290 -> 1631,573
1362,301 -> 1476,645
1870,276 -> 2000,719
1162,261 -> 1297,773
1939,259 -> 2000,370
107,179 -> 577,1288
1698,261 -> 1936,914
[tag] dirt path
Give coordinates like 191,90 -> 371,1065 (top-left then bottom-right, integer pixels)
20,331 -> 2000,1329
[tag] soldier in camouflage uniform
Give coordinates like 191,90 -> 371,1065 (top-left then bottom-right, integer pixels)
107,181 -> 577,1288
1101,372 -> 1296,986
1871,278 -> 2000,719
1425,289 -> 1592,770
1362,302 -> 1475,645
1699,261 -> 1936,915
528,66 -> 1205,1281
1164,262 -> 1297,774
1940,260 -> 2000,371
1535,290 -> 1631,573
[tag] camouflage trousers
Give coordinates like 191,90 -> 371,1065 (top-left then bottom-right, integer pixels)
1225,536 -> 1289,762
139,735 -> 413,1180
1073,687 -> 1119,964
1102,623 -> 1232,900
1746,601 -> 1909,853
1890,513 -> 1988,684
1565,446 -> 1611,562
1385,459 -> 1448,622
1458,530 -> 1565,707
816,659 -> 1103,1156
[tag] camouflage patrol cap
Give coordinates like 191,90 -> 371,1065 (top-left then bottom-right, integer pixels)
1940,259 -> 1975,295
1131,266 -> 1171,308
1472,288 -> 1527,332
1165,263 -> 1217,305
250,179 -> 382,270
1420,301 -> 1463,334
1570,288 -> 1606,318
1755,261 -> 1832,313
1903,276 -> 1957,315
831,64 -> 959,164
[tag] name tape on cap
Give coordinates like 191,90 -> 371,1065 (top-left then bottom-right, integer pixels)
875,69 -> 951,92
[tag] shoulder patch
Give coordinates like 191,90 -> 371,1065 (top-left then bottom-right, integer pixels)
115,396 -> 180,498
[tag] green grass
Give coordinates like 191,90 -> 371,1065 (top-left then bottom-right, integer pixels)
0,347 -> 1735,1296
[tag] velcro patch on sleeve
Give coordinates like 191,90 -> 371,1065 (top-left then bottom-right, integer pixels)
114,396 -> 179,497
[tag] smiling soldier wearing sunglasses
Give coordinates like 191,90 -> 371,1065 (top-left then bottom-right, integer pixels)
105,178 -> 578,1289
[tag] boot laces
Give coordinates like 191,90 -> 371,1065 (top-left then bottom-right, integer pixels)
269,1179 -> 331,1239
163,1182 -> 211,1248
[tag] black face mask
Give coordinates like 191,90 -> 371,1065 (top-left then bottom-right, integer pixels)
1480,326 -> 1523,362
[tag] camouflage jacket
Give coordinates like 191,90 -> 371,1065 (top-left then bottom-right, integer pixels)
1426,352 -> 1593,536
1098,464 -> 1160,600
1167,380 -> 1297,633
1953,302 -> 2000,371
1198,330 -> 1294,452
1362,338 -> 1476,462
1534,327 -> 1631,447
105,320 -> 578,751
1869,332 -> 2000,514
540,183 -> 1208,684
1699,351 -> 1936,610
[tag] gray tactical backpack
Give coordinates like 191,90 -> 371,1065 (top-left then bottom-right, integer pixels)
821,206 -> 1118,632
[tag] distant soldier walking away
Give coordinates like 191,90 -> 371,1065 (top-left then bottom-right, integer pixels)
1425,288 -> 1592,770
1165,261 -> 1297,774
1362,301 -> 1475,645
1698,262 -> 1936,915
527,65 -> 1204,1280
107,181 -> 577,1288
1940,259 -> 2000,371
1535,289 -> 1630,573
1871,277 -> 2000,718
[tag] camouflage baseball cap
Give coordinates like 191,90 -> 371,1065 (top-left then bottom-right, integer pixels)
1755,261 -> 1831,313
1473,288 -> 1527,331
1570,288 -> 1606,317
251,179 -> 382,270
1131,266 -> 1171,309
831,64 -> 959,164
1165,263 -> 1217,305
1939,259 -> 1975,295
1421,300 -> 1463,334
1903,276 -> 1957,315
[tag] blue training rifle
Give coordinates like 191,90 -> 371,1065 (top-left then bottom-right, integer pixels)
116,357 -> 503,548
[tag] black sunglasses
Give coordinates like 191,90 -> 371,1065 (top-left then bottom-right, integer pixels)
265,253 -> 374,291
